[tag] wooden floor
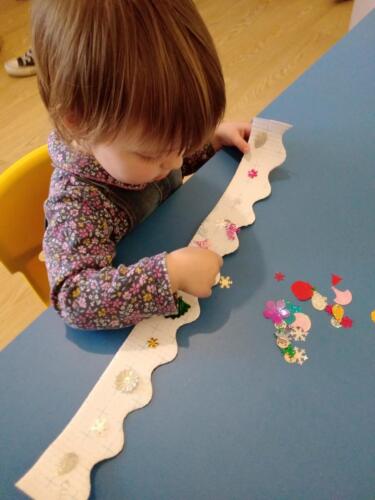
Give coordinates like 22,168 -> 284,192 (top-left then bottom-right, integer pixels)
0,0 -> 353,349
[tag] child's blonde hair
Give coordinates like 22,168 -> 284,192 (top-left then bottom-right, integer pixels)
32,0 -> 226,152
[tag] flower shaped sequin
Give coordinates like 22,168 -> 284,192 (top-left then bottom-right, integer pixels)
263,300 -> 290,325
115,368 -> 139,393
248,169 -> 258,179
225,220 -> 240,241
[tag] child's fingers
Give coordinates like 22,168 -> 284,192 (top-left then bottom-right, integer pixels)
243,123 -> 252,141
234,134 -> 250,154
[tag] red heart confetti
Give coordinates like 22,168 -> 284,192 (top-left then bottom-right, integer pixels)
325,304 -> 333,315
274,272 -> 285,282
341,316 -> 353,328
331,274 -> 342,286
291,281 -> 314,301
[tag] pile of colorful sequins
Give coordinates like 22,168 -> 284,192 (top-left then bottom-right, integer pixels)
263,299 -> 310,366
290,274 -> 353,329
264,274 -> 354,366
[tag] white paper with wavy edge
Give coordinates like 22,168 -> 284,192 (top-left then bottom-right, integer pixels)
16,117 -> 292,499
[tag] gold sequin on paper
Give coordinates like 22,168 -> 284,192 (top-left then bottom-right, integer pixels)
284,352 -> 297,364
219,275 -> 233,289
147,337 -> 159,348
57,452 -> 79,475
90,417 -> 108,436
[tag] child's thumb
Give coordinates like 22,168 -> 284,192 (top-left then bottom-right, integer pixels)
236,136 -> 250,154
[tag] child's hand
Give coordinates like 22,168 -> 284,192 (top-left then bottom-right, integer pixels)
211,121 -> 252,154
166,247 -> 223,298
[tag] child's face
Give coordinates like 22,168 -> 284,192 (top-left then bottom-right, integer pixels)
91,127 -> 185,185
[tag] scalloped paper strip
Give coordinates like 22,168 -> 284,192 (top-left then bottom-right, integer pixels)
16,117 -> 292,499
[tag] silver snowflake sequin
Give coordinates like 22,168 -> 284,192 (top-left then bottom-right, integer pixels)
290,326 -> 309,342
330,317 -> 342,329
90,417 -> 108,436
115,367 -> 139,393
294,347 -> 309,366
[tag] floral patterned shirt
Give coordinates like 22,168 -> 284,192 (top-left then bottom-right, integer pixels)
44,131 -> 215,330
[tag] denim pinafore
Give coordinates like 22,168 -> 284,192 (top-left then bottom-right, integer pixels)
74,169 -> 183,231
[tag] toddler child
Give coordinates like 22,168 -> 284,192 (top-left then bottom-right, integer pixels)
32,0 -> 251,329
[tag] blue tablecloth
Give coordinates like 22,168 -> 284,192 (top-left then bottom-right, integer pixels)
1,12 -> 375,500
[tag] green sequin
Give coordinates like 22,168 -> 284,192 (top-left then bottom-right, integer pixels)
281,345 -> 296,357
285,300 -> 301,314
285,313 -> 296,325
284,300 -> 301,324
165,296 -> 191,319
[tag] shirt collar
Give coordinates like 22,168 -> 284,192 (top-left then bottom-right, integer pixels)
48,130 -> 147,190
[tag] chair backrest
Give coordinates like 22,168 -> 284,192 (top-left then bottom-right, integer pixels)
0,145 -> 52,304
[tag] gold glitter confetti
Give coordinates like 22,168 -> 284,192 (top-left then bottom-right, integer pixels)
276,336 -> 290,349
284,352 -> 297,364
219,275 -> 233,289
311,290 -> 328,311
332,304 -> 344,322
115,368 -> 139,393
147,337 -> 159,348
330,317 -> 342,329
90,417 -> 108,436
57,453 -> 79,476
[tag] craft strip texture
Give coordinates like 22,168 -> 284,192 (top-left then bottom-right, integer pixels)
17,117 -> 292,499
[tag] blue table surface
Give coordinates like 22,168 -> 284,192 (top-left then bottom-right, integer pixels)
1,12 -> 375,500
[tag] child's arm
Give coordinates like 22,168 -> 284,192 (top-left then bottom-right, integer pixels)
211,122 -> 251,153
44,182 -> 222,330
181,121 -> 251,177
181,143 -> 216,177
44,183 -> 178,330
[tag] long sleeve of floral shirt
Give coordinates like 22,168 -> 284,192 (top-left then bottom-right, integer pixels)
44,132 -> 215,330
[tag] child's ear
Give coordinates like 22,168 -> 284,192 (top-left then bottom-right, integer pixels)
63,113 -> 92,153
63,111 -> 80,129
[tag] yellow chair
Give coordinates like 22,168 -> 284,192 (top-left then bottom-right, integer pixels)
0,145 -> 52,305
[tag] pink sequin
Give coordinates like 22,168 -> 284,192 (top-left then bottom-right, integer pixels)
248,169 -> 258,179
225,221 -> 240,240
194,239 -> 210,249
